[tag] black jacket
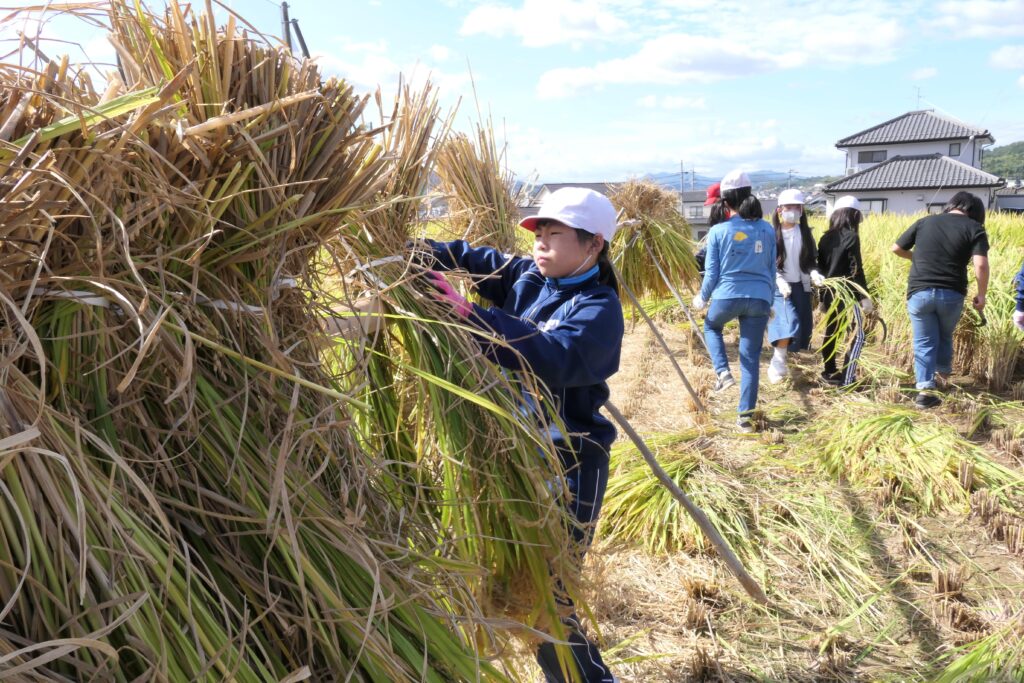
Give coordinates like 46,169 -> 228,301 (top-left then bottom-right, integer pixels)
817,227 -> 868,302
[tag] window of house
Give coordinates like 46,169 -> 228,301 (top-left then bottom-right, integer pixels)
859,198 -> 887,214
949,142 -> 961,157
927,203 -> 945,214
857,150 -> 887,163
697,230 -> 708,240
688,206 -> 703,218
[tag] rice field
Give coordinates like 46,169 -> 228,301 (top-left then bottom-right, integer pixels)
591,211 -> 1024,682
2,2 -> 1024,681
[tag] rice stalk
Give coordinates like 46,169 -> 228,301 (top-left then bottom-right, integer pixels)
610,179 -> 699,301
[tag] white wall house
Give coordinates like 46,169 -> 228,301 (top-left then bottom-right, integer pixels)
995,184 -> 1024,213
825,111 -> 1004,215
518,182 -> 620,219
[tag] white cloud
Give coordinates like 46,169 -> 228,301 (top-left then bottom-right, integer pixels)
504,114 -> 845,182
933,0 -> 1024,37
460,0 -> 626,47
1019,74 -> 1024,87
537,33 -> 790,98
637,94 -> 706,109
911,67 -> 938,80
314,38 -> 470,102
428,44 -> 452,62
990,44 -> 1024,68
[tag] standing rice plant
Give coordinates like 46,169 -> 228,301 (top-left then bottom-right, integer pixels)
856,211 -> 1024,391
609,179 -> 699,301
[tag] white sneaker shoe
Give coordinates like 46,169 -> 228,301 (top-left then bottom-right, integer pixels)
767,359 -> 788,384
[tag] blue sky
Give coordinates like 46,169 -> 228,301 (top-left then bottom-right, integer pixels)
5,0 -> 1024,183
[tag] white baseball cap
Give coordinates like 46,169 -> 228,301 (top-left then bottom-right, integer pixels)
519,187 -> 618,240
778,189 -> 805,205
720,169 -> 752,191
834,195 -> 861,211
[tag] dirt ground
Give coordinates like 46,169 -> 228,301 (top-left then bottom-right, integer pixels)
555,312 -> 1024,683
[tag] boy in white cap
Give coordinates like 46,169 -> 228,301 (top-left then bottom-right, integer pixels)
423,186 -> 621,682
766,188 -> 825,382
692,170 -> 777,432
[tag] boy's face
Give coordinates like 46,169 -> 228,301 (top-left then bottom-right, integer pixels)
532,220 -> 600,279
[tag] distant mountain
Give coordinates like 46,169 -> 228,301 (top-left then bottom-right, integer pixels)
982,141 -> 1024,179
643,169 -> 825,192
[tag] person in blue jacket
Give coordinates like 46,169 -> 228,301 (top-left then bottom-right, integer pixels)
691,170 -> 777,433
1015,259 -> 1024,332
423,186 -> 622,683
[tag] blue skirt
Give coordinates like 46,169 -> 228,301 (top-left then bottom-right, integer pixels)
768,281 -> 813,350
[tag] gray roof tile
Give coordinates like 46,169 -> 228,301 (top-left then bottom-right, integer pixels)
825,154 -> 1003,192
837,110 -> 992,147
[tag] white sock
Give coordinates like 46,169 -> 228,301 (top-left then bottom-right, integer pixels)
773,347 -> 788,364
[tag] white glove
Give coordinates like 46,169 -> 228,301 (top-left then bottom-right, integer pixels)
860,298 -> 874,315
776,275 -> 791,299
1014,310 -> 1024,332
810,270 -> 826,287
692,294 -> 706,311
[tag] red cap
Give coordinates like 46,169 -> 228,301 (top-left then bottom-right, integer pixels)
703,182 -> 721,206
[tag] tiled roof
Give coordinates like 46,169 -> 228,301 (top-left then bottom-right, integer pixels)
825,154 -> 1003,192
682,190 -> 707,202
536,182 -> 619,195
996,186 -> 1024,196
837,110 -> 992,147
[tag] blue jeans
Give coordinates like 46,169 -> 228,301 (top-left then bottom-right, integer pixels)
907,288 -> 965,390
703,297 -> 771,415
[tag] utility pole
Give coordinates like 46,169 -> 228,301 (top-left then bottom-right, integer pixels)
915,86 -> 922,109
679,160 -> 685,213
281,2 -> 293,52
787,168 -> 797,188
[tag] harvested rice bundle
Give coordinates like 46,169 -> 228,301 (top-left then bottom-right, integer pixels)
610,179 -> 699,301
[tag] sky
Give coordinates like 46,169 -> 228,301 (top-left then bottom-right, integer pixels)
4,0 -> 1024,184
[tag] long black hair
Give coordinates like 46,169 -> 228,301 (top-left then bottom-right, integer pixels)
828,207 -> 862,233
771,208 -> 817,272
707,199 -> 729,227
720,186 -> 762,220
943,191 -> 985,225
576,229 -> 618,294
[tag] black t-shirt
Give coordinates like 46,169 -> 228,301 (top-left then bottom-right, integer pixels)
895,213 -> 989,297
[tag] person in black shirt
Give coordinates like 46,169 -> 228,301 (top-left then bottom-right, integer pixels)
891,191 -> 989,408
817,196 -> 872,385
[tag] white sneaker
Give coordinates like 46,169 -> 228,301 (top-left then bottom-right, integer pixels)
767,359 -> 788,384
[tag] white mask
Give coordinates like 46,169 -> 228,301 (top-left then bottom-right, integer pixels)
781,210 -> 801,225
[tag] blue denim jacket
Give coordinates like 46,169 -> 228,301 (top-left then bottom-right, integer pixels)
700,216 -> 778,304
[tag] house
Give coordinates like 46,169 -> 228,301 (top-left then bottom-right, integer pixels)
995,181 -> 1024,213
824,110 -> 1004,214
680,190 -> 711,238
682,190 -> 779,239
518,182 -> 620,219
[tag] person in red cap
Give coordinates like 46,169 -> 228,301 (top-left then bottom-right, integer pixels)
694,182 -> 730,275
421,187 -> 622,683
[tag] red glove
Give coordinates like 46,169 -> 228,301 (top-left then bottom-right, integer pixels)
427,272 -> 472,318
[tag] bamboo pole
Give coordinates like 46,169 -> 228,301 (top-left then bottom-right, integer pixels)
612,263 -> 706,413
641,235 -> 711,358
604,400 -> 769,605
